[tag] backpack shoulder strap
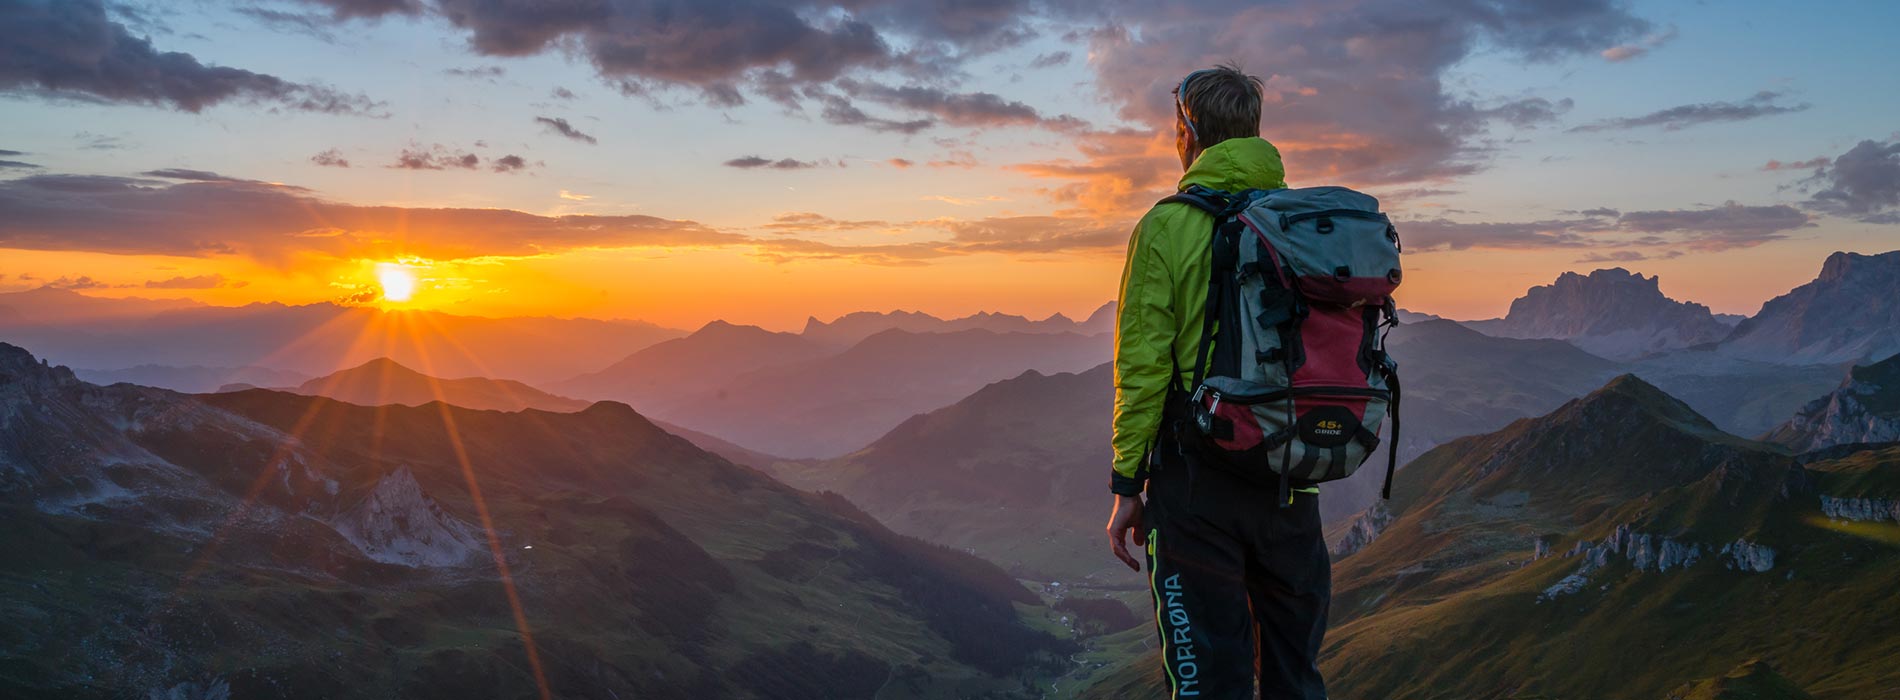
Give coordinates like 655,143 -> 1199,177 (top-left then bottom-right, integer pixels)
1155,185 -> 1233,216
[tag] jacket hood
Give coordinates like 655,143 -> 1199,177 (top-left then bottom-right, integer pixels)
1179,137 -> 1287,192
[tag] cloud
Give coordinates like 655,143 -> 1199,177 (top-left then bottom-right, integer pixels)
1,0 -> 384,115
139,168 -> 249,182
0,159 -> 39,169
1399,202 -> 1810,253
550,86 -> 578,100
234,7 -> 339,42
1480,97 -> 1574,129
0,173 -> 747,262
1801,138 -> 1900,220
810,92 -> 934,133
444,65 -> 505,79
1601,26 -> 1677,62
1762,156 -> 1828,172
888,158 -> 914,168
1575,250 -> 1681,264
1071,0 -> 1651,192
144,273 -> 245,289
763,212 -> 890,233
1027,51 -> 1071,69
835,79 -> 1088,131
558,189 -> 591,201
725,155 -> 823,170
490,154 -> 531,173
42,275 -> 118,290
392,146 -> 480,170
1568,91 -> 1809,133
0,149 -> 22,156
1614,202 -> 1812,249
535,116 -> 598,145
311,148 -> 351,168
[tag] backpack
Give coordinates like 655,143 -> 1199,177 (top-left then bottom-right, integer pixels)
1159,184 -> 1403,505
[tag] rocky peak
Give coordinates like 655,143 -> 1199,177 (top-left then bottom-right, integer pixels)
1762,353 -> 1900,452
0,343 -> 78,388
331,465 -> 484,568
1489,268 -> 1730,359
1720,249 -> 1900,364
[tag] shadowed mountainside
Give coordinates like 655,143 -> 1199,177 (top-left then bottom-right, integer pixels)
0,342 -> 1069,699
1080,376 -> 1900,699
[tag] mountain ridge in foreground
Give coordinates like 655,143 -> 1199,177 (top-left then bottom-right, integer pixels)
0,342 -> 1069,699
1081,373 -> 1900,699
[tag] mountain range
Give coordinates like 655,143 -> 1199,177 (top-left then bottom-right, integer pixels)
1082,376 -> 1900,699
1460,251 -> 1899,367
280,356 -> 590,412
0,288 -> 683,384
799,303 -> 1116,349
0,342 -> 1069,698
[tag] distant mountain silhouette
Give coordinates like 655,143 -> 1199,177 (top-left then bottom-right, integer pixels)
1465,267 -> 1733,360
291,357 -> 589,412
1085,375 -> 1898,699
0,342 -> 1069,697
799,301 -> 1116,348
1719,250 -> 1900,364
0,290 -> 683,384
661,328 -> 1110,458
73,363 -> 312,394
1763,352 -> 1900,452
553,320 -> 829,411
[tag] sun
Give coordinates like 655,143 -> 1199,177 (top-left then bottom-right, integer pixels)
376,262 -> 417,303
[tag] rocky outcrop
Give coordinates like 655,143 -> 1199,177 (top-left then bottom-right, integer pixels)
1720,250 -> 1900,365
1819,495 -> 1900,522
1763,353 -> 1900,452
1541,524 -> 1772,601
1480,268 -> 1733,360
1720,540 -> 1776,572
1332,501 -> 1392,558
332,466 -> 484,568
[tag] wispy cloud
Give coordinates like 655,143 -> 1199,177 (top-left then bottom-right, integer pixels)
1568,91 -> 1809,133
535,116 -> 598,145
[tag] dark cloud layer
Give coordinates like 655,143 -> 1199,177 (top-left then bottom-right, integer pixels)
1802,139 -> 1900,220
1400,201 -> 1811,253
1568,91 -> 1808,133
725,156 -> 822,169
1,0 -> 383,115
0,173 -> 743,262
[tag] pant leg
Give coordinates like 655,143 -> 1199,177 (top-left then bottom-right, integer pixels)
1145,444 -> 1257,700
1244,492 -> 1331,700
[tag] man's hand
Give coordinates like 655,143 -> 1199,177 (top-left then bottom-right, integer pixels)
1107,494 -> 1147,572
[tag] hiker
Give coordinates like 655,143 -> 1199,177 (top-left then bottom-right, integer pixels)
1107,65 -> 1403,700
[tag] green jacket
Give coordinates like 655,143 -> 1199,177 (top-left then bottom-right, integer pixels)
1110,137 -> 1287,492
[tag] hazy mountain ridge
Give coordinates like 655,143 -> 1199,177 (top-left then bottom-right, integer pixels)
799,302 -> 1115,348
0,289 -> 684,384
656,327 -> 1111,458
289,357 -> 589,413
0,342 -> 1070,699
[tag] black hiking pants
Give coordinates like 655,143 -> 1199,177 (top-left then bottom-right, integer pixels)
1143,432 -> 1331,700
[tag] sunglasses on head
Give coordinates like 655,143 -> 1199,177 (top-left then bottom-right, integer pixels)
1174,69 -> 1215,143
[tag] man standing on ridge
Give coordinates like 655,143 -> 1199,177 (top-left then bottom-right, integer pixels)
1107,65 -> 1332,699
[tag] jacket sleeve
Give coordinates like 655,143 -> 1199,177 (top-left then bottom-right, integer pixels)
1110,210 -> 1176,495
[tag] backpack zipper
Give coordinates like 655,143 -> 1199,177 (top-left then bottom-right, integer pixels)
1281,209 -> 1390,229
